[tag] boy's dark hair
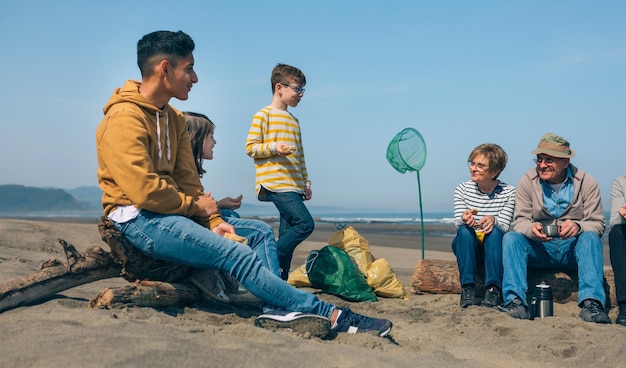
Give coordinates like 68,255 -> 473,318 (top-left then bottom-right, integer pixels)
271,63 -> 306,93
137,30 -> 195,77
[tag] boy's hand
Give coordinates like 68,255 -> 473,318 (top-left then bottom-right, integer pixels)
303,187 -> 312,200
276,143 -> 296,155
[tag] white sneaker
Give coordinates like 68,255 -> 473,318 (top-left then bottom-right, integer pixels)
255,309 -> 330,338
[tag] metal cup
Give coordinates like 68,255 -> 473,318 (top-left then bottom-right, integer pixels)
530,284 -> 553,319
542,225 -> 559,237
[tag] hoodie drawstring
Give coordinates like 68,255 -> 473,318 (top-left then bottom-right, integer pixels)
155,111 -> 171,161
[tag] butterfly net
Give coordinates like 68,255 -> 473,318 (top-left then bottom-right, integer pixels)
386,128 -> 427,173
386,127 -> 428,258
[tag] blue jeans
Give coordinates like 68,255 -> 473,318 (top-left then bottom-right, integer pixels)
220,208 -> 240,219
502,231 -> 606,307
451,225 -> 503,289
225,216 -> 280,278
265,190 -> 315,279
113,210 -> 334,318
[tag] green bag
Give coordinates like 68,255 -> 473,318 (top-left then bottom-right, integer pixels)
305,245 -> 378,302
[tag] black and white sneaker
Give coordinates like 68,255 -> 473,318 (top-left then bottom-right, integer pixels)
255,309 -> 331,338
331,307 -> 392,337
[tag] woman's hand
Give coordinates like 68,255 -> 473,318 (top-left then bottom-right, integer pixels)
477,215 -> 495,234
217,195 -> 242,210
211,221 -> 235,237
461,210 -> 477,228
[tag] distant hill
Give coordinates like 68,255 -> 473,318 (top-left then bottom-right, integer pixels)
67,186 -> 103,211
0,184 -> 88,214
0,184 -> 372,218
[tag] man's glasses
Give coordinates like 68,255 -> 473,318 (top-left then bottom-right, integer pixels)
468,161 -> 489,171
280,83 -> 305,94
534,156 -> 558,165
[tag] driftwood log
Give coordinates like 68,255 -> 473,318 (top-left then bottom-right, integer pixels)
0,240 -> 121,312
0,217 -> 212,312
88,280 -> 202,309
98,216 -> 192,283
410,258 -> 616,307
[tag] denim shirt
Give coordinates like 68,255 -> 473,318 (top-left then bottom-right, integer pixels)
539,167 -> 576,253
541,167 -> 574,219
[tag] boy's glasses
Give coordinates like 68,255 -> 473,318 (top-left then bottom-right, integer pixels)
280,83 -> 305,94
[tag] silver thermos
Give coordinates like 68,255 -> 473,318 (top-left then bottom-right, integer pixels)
530,284 -> 553,319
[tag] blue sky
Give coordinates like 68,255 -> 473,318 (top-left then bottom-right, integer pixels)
0,1 -> 624,213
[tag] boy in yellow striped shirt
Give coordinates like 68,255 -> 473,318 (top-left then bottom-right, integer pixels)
245,64 -> 314,280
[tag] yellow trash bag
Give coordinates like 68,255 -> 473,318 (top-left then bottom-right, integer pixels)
287,263 -> 313,287
366,258 -> 409,300
328,225 -> 372,275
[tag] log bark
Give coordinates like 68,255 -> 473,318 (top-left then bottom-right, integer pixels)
0,218 -> 256,313
0,240 -> 121,312
88,280 -> 202,309
411,258 -> 616,307
0,218 -> 199,313
88,280 -> 263,310
98,216 -> 192,283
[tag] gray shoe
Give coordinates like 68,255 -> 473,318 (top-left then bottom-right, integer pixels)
579,299 -> 611,324
220,271 -> 247,294
460,286 -> 479,308
189,269 -> 230,303
500,297 -> 530,319
482,287 -> 502,308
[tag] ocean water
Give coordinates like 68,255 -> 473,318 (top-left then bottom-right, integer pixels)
0,209 -> 453,225
252,211 -> 456,226
6,209 -> 612,228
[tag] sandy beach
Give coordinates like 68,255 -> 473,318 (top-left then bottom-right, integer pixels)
1,217 -> 625,368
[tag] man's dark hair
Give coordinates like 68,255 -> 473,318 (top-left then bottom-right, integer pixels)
137,30 -> 195,77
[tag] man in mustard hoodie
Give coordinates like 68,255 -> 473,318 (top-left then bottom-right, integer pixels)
96,30 -> 392,338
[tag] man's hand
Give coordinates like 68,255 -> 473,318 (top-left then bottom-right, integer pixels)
558,219 -> 579,239
620,203 -> 626,220
196,192 -> 220,217
532,222 -> 551,241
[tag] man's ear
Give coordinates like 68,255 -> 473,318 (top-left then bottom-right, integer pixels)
157,59 -> 170,77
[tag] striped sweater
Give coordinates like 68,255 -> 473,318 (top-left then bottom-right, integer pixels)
245,106 -> 309,199
453,180 -> 516,232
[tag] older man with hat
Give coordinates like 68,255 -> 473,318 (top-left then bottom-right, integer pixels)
500,133 -> 610,323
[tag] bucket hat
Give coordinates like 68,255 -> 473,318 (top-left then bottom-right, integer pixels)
531,133 -> 575,158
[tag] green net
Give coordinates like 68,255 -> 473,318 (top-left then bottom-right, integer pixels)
386,127 -> 427,173
386,127 -> 428,259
